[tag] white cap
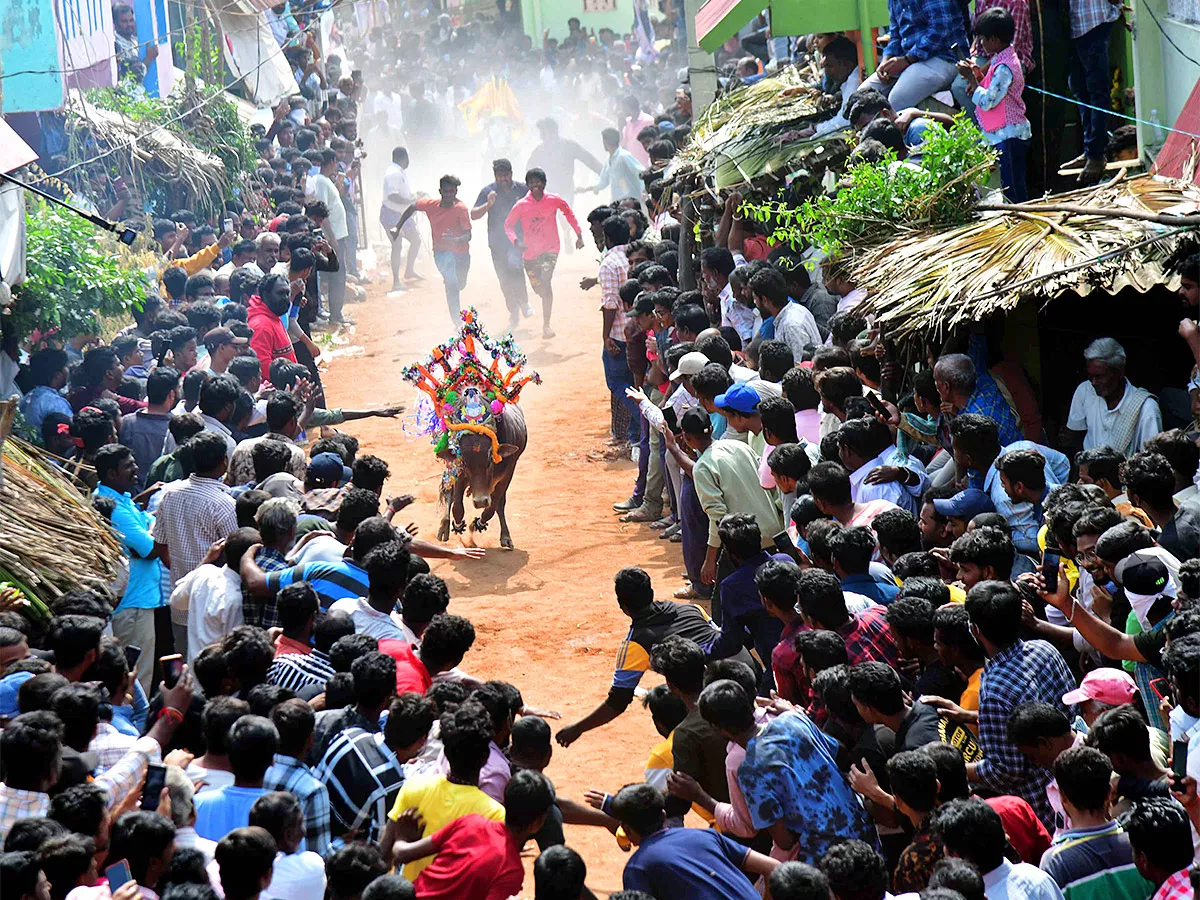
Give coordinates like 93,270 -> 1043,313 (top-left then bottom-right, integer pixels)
669,350 -> 710,382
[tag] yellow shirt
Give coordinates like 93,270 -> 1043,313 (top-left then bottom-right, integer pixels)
948,584 -> 967,603
388,773 -> 505,880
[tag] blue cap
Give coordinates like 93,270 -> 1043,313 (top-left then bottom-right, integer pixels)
713,383 -> 761,415
0,671 -> 34,719
307,451 -> 353,485
932,488 -> 994,519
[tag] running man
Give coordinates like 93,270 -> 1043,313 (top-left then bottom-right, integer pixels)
472,158 -> 531,331
397,174 -> 472,321
379,146 -> 423,293
503,167 -> 584,338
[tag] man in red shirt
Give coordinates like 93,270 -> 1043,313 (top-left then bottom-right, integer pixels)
397,175 -> 472,322
503,167 -> 584,338
389,769 -> 555,900
248,274 -> 298,381
379,613 -> 477,694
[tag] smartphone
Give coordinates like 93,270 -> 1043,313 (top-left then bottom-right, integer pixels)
1150,676 -> 1174,706
773,530 -> 804,565
866,391 -> 890,419
176,222 -> 186,231
105,860 -> 132,892
141,763 -> 167,811
312,227 -> 325,240
952,42 -> 969,62
662,407 -> 678,433
1041,550 -> 1061,595
1173,739 -> 1190,781
223,217 -> 234,233
123,644 -> 141,671
160,653 -> 183,689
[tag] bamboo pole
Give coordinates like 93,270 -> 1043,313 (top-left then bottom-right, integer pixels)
977,201 -> 1200,227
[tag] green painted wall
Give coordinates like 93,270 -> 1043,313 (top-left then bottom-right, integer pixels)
1131,0 -> 1200,158
521,0 -> 631,41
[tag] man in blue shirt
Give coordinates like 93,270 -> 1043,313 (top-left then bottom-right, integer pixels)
859,0 -> 967,110
19,348 -> 73,434
93,443 -> 167,698
194,714 -> 276,841
830,524 -> 901,605
471,158 -> 530,329
949,414 -> 1068,560
705,515 -> 786,692
935,333 -> 1024,450
611,782 -> 778,899
581,127 -> 646,205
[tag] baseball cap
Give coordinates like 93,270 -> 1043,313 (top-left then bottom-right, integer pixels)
202,326 -> 249,351
1114,551 -> 1177,602
932,488 -> 994,519
670,351 -> 710,382
1061,667 -> 1138,707
713,383 -> 761,415
0,671 -> 34,720
308,451 -> 352,485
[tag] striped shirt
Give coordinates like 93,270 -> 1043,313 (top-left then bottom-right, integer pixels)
268,649 -> 335,694
153,476 -> 238,590
264,560 -> 370,610
312,728 -> 405,844
1039,820 -> 1152,900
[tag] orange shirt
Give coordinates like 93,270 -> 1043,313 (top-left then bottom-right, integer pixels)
416,199 -> 471,254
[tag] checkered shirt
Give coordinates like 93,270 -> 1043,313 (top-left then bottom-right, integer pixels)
835,604 -> 903,670
153,476 -> 238,588
312,727 -> 406,844
91,721 -> 139,770
885,0 -> 968,61
599,244 -> 630,342
1152,869 -> 1196,900
0,786 -> 50,846
1068,0 -> 1120,38
975,639 -> 1077,828
243,548 -> 291,629
976,0 -> 1033,70
263,753 -> 332,855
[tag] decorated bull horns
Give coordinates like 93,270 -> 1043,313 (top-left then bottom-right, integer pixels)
402,308 -> 541,462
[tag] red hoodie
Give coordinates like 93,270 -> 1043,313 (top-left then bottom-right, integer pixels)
247,294 -> 296,380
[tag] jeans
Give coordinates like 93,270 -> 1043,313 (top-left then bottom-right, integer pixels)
862,55 -> 958,112
601,342 -> 641,444
343,206 -> 360,277
679,476 -> 713,599
1069,21 -> 1114,160
998,138 -> 1031,202
490,243 -> 528,321
434,250 -> 471,319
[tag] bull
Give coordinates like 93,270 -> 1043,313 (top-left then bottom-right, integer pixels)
436,404 -> 527,550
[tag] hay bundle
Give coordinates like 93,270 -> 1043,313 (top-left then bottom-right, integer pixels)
0,420 -> 123,612
852,174 -> 1200,341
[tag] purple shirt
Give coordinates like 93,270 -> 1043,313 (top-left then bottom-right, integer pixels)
438,740 -> 511,803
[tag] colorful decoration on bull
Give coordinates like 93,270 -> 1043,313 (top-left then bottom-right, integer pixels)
401,308 -> 540,464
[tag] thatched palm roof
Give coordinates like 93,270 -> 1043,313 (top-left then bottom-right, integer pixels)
64,94 -> 227,200
851,174 -> 1199,340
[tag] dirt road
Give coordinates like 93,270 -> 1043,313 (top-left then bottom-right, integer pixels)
324,246 -> 686,894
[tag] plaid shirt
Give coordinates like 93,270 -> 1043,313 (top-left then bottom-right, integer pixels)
1068,0 -> 1120,38
263,753 -> 331,855
938,334 -> 1023,452
976,640 -> 1076,828
975,0 -> 1033,70
90,721 -> 138,770
884,0 -> 967,62
1152,869 -> 1195,900
599,244 -> 630,343
312,728 -> 405,844
836,605 -> 902,670
153,476 -> 237,591
243,548 -> 291,629
0,786 -> 49,845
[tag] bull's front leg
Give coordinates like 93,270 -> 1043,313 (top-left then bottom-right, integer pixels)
437,473 -> 453,542
451,473 -> 468,543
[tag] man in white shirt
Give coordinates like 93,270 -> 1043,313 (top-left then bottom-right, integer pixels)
812,37 -> 862,137
328,540 -> 410,642
751,267 -> 821,362
703,247 -> 759,344
174,528 -> 258,662
306,149 -> 350,325
379,146 -> 421,293
1064,337 -> 1161,456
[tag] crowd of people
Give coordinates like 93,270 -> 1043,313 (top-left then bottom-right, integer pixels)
4,0 -> 1200,898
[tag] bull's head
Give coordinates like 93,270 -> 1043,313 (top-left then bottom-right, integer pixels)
457,432 -> 520,508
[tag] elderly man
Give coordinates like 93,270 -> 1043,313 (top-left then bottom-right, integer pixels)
247,232 -> 282,277
1063,338 -> 1161,456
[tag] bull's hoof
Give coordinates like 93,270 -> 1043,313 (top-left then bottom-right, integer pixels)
437,522 -> 450,542
471,517 -> 489,532
451,521 -> 467,535
500,534 -> 514,550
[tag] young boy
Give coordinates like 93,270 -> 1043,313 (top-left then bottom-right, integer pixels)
957,7 -> 1032,201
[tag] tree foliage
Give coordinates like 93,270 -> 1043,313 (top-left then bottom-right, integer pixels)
9,199 -> 146,340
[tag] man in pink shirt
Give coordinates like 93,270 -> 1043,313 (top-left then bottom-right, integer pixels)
619,95 -> 656,167
503,166 -> 584,338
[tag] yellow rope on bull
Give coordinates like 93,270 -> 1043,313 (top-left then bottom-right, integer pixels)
448,422 -> 502,463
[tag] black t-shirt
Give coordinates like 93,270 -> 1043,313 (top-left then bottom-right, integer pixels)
895,702 -> 947,753
474,181 -> 528,249
670,706 -> 732,806
1133,625 -> 1169,670
913,661 -> 967,705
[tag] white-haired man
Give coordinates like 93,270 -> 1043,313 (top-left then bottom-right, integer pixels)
1064,337 -> 1161,455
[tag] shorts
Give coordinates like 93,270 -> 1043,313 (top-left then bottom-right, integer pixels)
523,252 -> 558,293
